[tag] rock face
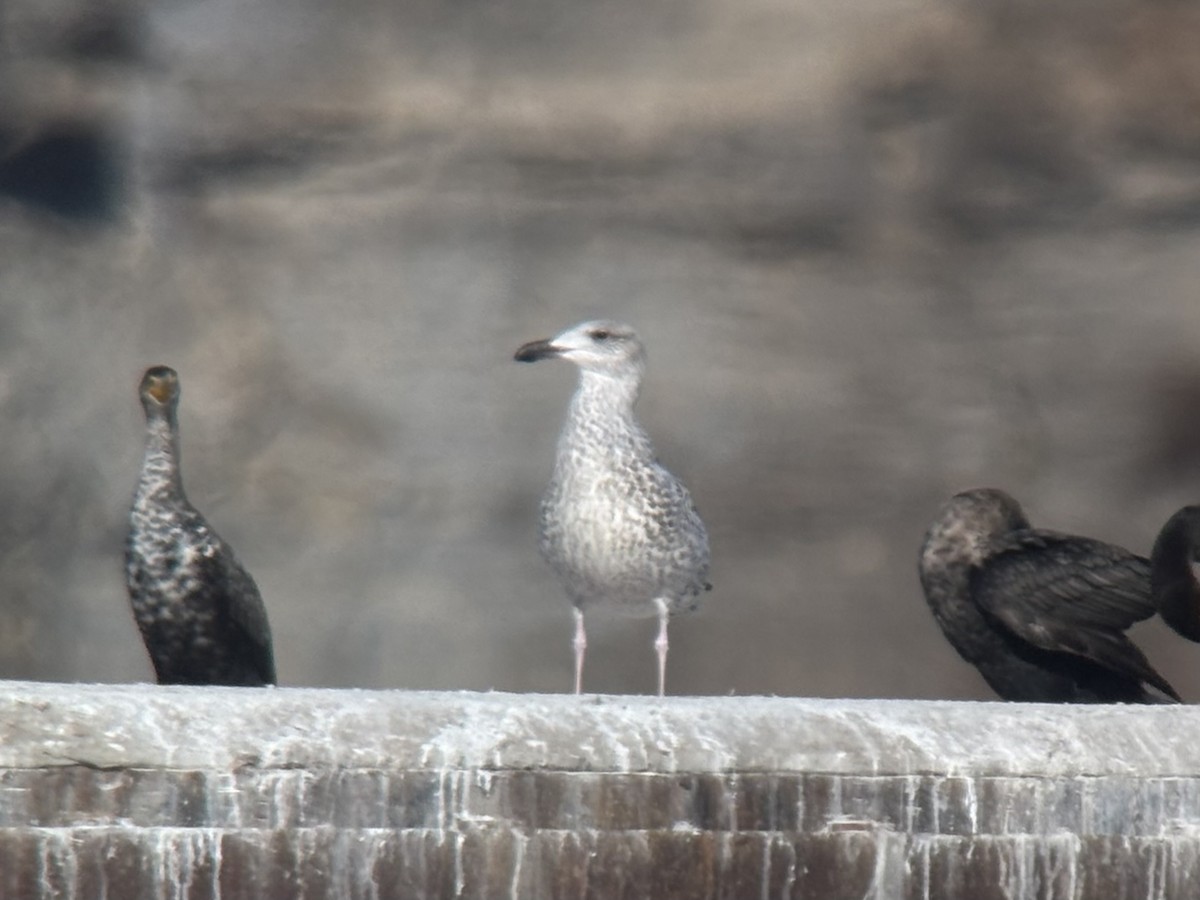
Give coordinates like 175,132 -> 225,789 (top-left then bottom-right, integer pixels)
1,682 -> 1199,898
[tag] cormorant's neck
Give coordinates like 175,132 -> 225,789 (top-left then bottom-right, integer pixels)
1150,508 -> 1200,642
918,538 -> 975,624
137,408 -> 186,500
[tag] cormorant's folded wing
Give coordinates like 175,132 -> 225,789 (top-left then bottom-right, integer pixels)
972,529 -> 1178,701
201,544 -> 277,686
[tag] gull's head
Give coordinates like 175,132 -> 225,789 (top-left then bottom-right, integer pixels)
139,365 -> 181,416
514,320 -> 646,379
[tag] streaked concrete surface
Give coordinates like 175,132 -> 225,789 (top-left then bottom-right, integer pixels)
2,682 -> 1200,897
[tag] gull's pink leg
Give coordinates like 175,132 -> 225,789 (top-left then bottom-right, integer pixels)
654,598 -> 670,697
573,608 -> 587,695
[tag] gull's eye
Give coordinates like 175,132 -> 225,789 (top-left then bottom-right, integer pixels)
589,328 -> 612,342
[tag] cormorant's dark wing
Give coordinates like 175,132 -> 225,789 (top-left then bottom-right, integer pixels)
978,529 -> 1156,626
199,542 -> 277,686
972,529 -> 1178,700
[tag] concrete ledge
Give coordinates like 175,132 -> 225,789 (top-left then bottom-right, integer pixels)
5,681 -> 1200,776
2,682 -> 1200,898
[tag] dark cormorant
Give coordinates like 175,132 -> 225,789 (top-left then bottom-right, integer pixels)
125,366 -> 276,686
1151,505 -> 1200,642
919,488 -> 1178,703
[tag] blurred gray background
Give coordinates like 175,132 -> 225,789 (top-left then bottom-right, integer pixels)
2,0 -> 1200,699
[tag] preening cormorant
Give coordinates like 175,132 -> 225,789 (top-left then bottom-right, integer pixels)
125,366 -> 276,686
1151,505 -> 1200,642
919,488 -> 1178,703
515,320 -> 711,696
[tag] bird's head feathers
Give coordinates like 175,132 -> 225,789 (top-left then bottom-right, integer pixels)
514,320 -> 646,380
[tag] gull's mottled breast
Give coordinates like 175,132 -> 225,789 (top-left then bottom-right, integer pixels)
538,372 -> 710,617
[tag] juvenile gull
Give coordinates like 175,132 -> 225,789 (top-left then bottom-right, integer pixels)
125,366 -> 276,686
919,487 -> 1178,703
515,320 -> 711,695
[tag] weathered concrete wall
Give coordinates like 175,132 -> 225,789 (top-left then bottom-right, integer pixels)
2,681 -> 1200,898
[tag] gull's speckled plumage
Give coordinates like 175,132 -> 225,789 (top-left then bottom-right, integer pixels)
515,320 -> 711,695
919,488 -> 1177,703
125,366 -> 276,686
